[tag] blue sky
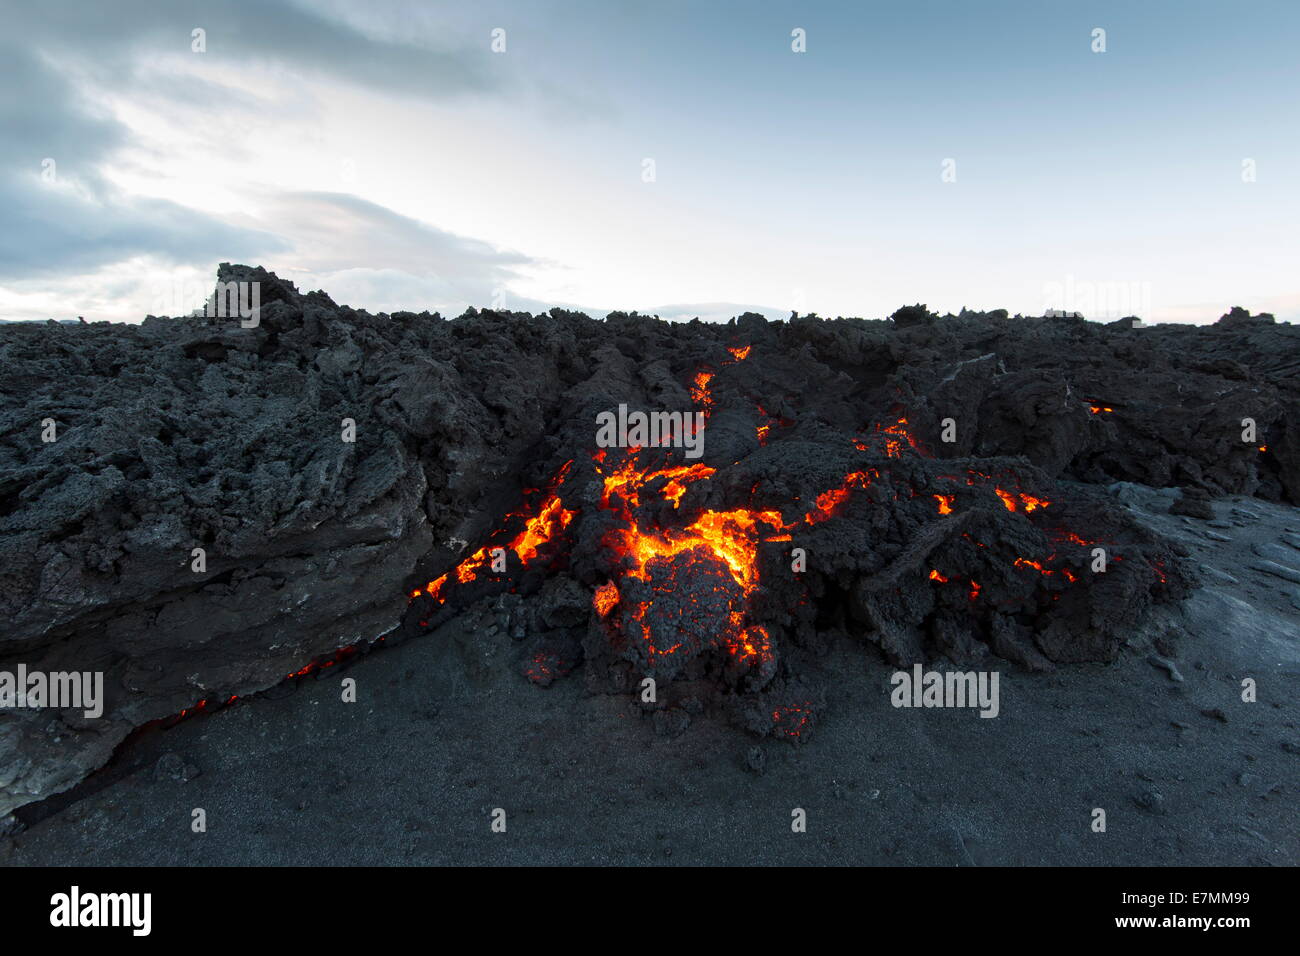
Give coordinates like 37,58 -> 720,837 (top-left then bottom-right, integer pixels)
1,0 -> 1296,322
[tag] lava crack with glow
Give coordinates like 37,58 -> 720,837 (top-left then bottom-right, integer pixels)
413,461 -> 576,606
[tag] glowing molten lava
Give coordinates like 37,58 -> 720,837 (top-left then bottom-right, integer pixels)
608,508 -> 787,595
875,416 -> 929,458
593,581 -> 619,617
393,353 -> 1128,741
995,486 -> 1051,513
420,461 -> 576,605
691,370 -> 714,408
806,470 -> 876,524
754,404 -> 793,447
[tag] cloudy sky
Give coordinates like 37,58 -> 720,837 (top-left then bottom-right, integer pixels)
2,0 -> 1296,323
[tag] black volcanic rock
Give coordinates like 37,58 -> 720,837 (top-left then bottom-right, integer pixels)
1215,305 -> 1275,329
1170,487 -> 1216,520
890,303 -> 936,327
0,265 -> 1297,813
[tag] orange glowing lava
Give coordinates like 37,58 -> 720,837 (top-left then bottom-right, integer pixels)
420,461 -> 575,604
608,507 -> 787,596
995,486 -> 1051,513
754,403 -> 793,447
593,581 -> 619,617
726,625 -> 774,667
401,353 -> 1114,709
805,470 -> 876,524
691,370 -> 714,407
874,416 -> 930,458
659,464 -> 717,507
1019,493 -> 1049,513
599,453 -> 716,513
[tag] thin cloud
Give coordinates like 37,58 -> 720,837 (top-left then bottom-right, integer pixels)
256,191 -> 533,279
0,42 -> 286,280
19,1 -> 501,104
0,1 -> 508,284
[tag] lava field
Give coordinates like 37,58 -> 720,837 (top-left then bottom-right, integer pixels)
1,263 -> 1296,816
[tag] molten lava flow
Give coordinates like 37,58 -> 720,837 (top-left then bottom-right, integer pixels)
176,698 -> 208,720
1008,556 -> 1050,572
608,507 -> 787,596
593,581 -> 619,617
1019,493 -> 1049,513
995,485 -> 1051,513
598,452 -> 646,513
419,460 -> 576,606
691,370 -> 714,408
161,635 -> 375,730
513,495 -> 577,563
690,510 -> 788,592
1089,404 -> 1114,414
395,350 -> 1121,727
726,625 -> 773,666
1051,530 -> 1098,548
594,408 -> 793,678
754,403 -> 793,447
286,644 -> 361,681
659,464 -> 717,507
805,470 -> 876,524
599,452 -> 716,513
874,416 -> 930,458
